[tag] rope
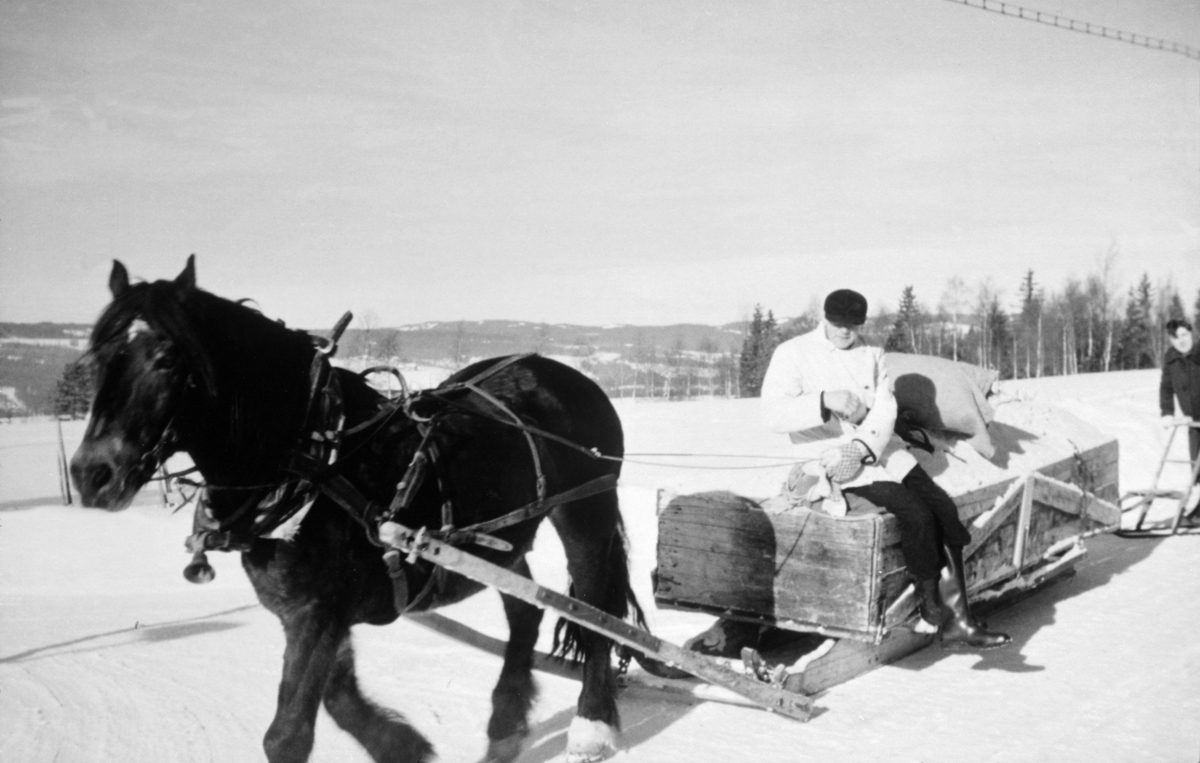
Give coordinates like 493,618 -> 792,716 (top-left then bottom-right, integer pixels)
617,455 -> 815,470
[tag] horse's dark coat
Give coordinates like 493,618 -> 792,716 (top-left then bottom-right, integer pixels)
70,257 -> 642,763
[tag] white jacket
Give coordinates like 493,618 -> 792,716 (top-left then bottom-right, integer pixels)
760,323 -> 918,488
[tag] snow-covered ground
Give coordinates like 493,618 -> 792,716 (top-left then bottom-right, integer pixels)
2,369 -> 1199,762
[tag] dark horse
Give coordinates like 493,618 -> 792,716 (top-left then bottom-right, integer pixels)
70,257 -> 646,763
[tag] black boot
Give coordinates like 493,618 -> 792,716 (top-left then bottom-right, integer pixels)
913,577 -> 946,634
941,545 -> 1011,649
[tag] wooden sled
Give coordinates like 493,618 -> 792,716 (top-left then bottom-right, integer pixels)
652,433 -> 1120,695
1117,420 -> 1200,538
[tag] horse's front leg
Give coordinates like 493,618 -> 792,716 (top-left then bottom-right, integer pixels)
323,633 -> 434,762
263,606 -> 344,763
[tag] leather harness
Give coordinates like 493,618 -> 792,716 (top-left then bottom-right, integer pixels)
183,314 -> 618,613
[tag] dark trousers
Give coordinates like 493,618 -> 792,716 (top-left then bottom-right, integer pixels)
843,465 -> 971,581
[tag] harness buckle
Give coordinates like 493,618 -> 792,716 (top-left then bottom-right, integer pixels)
405,526 -> 429,565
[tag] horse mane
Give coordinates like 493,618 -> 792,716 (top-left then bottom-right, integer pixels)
90,277 -> 316,407
92,280 -> 209,395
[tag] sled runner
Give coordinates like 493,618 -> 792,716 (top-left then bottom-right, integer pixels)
1116,419 -> 1200,538
404,611 -> 784,713
653,403 -> 1121,694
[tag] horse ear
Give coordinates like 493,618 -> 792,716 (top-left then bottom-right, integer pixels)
109,260 -> 130,298
175,254 -> 197,291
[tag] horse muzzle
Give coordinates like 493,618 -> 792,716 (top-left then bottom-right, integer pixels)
70,441 -> 147,510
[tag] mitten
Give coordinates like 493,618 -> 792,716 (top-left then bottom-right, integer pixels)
823,440 -> 870,483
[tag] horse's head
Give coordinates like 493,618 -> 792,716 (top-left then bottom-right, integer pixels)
71,256 -> 213,509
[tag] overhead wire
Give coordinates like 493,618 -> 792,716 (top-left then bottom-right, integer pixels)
941,0 -> 1200,62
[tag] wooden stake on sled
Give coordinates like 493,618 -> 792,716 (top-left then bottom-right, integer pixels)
377,522 -> 814,722
1117,420 -> 1200,538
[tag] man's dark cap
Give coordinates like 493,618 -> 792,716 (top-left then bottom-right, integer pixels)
824,289 -> 868,326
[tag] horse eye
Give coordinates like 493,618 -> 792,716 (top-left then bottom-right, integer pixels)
152,353 -> 177,372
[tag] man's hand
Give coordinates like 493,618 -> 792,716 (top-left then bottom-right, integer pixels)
1162,415 -> 1176,429
824,390 -> 863,422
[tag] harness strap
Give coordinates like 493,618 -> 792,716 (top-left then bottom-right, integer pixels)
463,381 -> 546,500
428,394 -> 607,462
442,474 -> 618,544
299,452 -> 618,552
305,463 -> 388,537
444,353 -> 534,391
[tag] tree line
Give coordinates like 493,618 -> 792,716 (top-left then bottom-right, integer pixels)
739,257 -> 1200,397
40,256 -> 1200,412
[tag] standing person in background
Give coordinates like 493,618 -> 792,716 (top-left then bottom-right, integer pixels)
758,288 -> 1009,649
1160,319 -> 1200,519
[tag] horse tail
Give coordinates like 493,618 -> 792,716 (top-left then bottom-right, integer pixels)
551,515 -> 647,663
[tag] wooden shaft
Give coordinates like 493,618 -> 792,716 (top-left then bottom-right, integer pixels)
378,522 -> 812,721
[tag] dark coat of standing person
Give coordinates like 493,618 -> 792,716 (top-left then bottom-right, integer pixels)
1159,318 -> 1200,513
759,288 -> 1010,649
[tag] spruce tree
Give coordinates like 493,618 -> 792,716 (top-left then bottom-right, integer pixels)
1116,273 -> 1155,369
54,360 -> 93,419
1168,291 -> 1187,323
738,306 -> 782,398
985,297 -> 1012,377
1018,269 -> 1044,378
739,305 -> 765,397
885,286 -> 919,353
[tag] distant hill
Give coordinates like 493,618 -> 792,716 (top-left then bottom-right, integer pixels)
0,323 -> 92,416
0,319 -> 753,416
333,320 -> 746,363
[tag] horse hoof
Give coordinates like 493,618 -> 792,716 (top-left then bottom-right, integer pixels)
565,717 -> 617,762
484,732 -> 526,763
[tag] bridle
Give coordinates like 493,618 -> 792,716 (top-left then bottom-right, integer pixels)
138,415 -> 181,479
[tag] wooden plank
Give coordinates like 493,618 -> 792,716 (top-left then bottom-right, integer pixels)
659,502 -> 880,545
1029,472 -> 1122,526
1014,474 -> 1034,569
657,523 -> 874,566
657,544 -> 872,583
1030,476 -> 1084,516
783,626 -> 935,695
963,479 -> 1025,561
656,558 -> 877,629
657,550 -> 876,627
955,479 -> 1020,524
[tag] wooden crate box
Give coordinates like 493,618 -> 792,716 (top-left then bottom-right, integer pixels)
654,402 -> 1119,644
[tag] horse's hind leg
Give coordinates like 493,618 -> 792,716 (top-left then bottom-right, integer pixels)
486,557 -> 544,763
551,492 -> 628,762
323,634 -> 434,763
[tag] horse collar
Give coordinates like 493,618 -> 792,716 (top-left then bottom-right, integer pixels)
186,330 -> 349,553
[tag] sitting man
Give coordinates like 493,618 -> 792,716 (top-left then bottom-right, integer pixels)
759,288 -> 1009,649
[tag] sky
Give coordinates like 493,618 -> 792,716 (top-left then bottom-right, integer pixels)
1,0 -> 1198,328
